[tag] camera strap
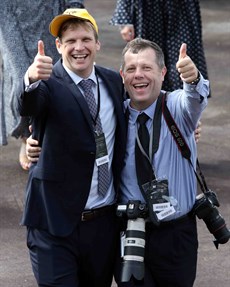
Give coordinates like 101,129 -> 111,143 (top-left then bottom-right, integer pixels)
125,91 -> 209,197
162,92 -> 209,193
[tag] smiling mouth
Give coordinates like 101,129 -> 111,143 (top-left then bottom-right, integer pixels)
133,83 -> 148,89
72,54 -> 88,60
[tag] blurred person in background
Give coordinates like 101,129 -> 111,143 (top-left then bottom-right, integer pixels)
0,0 -> 84,170
110,0 -> 210,93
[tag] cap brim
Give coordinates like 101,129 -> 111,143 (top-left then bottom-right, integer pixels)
49,12 -> 98,37
50,15 -> 78,37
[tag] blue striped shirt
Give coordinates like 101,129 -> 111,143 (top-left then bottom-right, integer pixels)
120,76 -> 209,220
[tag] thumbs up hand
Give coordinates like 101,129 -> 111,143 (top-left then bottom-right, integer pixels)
176,43 -> 199,84
28,40 -> 53,83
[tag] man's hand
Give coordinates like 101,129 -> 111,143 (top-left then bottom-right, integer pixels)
176,43 -> 199,84
195,121 -> 202,143
26,136 -> 41,163
27,40 -> 53,84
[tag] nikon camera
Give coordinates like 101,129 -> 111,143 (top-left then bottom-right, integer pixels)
192,190 -> 230,248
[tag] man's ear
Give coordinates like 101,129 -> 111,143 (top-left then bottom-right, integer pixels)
96,40 -> 101,52
161,66 -> 167,81
120,69 -> 124,83
55,38 -> 62,55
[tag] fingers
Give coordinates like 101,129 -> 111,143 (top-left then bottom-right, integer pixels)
26,136 -> 41,162
195,129 -> 201,143
26,149 -> 40,162
26,135 -> 39,147
197,120 -> 202,129
195,121 -> 202,143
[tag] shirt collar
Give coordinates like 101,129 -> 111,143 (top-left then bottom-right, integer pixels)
124,98 -> 158,124
62,63 -> 97,86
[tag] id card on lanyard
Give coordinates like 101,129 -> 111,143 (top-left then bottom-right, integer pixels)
93,74 -> 109,167
95,132 -> 109,166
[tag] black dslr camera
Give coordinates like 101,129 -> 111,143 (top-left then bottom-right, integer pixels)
192,190 -> 230,249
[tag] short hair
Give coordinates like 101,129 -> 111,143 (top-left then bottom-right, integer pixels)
121,38 -> 165,71
57,18 -> 98,41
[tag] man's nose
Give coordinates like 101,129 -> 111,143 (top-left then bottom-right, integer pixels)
134,67 -> 143,78
74,41 -> 84,50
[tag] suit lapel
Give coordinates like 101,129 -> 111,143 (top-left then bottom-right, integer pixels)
52,61 -> 126,138
53,61 -> 94,130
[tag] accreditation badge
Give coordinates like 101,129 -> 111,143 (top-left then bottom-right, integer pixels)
95,132 -> 109,166
143,179 -> 176,222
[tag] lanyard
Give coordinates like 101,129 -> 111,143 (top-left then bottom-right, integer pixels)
135,123 -> 153,162
135,92 -> 164,167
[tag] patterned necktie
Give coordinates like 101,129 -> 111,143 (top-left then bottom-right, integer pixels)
135,113 -> 154,186
79,79 -> 109,196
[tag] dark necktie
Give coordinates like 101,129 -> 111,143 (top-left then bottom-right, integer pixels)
135,113 -> 154,187
79,79 -> 109,197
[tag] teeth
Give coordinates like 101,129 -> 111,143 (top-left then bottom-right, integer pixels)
73,55 -> 86,59
134,83 -> 148,88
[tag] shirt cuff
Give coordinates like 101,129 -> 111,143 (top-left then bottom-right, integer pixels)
24,70 -> 41,92
183,73 -> 210,99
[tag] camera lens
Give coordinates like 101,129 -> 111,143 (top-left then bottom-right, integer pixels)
121,218 -> 145,282
204,209 -> 230,244
193,192 -> 230,248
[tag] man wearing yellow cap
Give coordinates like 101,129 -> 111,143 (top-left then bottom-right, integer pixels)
17,8 -> 126,287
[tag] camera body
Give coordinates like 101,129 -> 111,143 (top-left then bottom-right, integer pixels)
117,200 -> 148,219
117,200 -> 148,282
192,190 -> 230,248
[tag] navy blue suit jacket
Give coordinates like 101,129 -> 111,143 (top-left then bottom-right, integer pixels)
18,60 -> 126,237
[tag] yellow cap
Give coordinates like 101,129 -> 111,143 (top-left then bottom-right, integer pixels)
49,8 -> 98,37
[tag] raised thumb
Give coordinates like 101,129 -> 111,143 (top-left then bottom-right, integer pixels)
179,43 -> 187,60
38,40 -> 45,56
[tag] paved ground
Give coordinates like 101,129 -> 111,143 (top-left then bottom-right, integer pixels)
0,0 -> 229,286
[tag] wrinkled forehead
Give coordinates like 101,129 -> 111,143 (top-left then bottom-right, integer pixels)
125,47 -> 156,57
124,48 -> 157,65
